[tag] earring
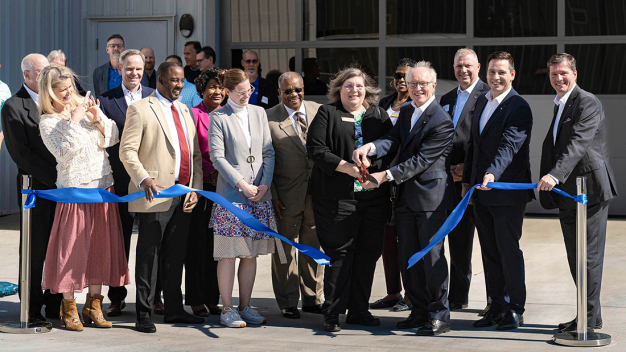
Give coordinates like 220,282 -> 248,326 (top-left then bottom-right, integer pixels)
389,80 -> 395,89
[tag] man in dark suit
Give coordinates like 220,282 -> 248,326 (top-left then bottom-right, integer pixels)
1,53 -> 62,323
537,53 -> 617,333
183,41 -> 202,84
241,50 -> 279,109
354,62 -> 455,336
98,49 -> 155,317
462,51 -> 534,330
439,48 -> 490,312
93,34 -> 125,96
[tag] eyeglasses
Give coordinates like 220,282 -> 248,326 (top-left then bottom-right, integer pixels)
407,81 -> 433,89
232,85 -> 256,96
244,59 -> 258,64
394,72 -> 405,80
107,44 -> 125,49
195,57 -> 208,65
282,87 -> 303,95
207,85 -> 225,91
344,84 -> 365,91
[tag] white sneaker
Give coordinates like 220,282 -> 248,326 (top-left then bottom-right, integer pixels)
239,306 -> 267,325
220,307 -> 246,328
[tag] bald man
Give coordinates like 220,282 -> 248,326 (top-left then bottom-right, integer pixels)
1,53 -> 62,324
140,47 -> 157,89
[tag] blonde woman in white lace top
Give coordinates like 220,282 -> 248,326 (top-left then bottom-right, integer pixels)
37,64 -> 130,332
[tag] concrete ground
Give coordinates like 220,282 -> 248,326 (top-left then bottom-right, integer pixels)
0,212 -> 625,351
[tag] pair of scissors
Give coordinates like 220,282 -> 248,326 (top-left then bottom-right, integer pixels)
357,163 -> 379,188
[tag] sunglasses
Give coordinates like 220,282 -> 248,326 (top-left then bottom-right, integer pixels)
244,59 -> 258,64
282,87 -> 303,95
394,72 -> 405,80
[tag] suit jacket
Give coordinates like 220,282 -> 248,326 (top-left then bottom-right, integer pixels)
208,103 -> 275,204
440,80 -> 491,165
98,84 -> 155,188
1,86 -> 57,189
93,62 -> 111,97
378,92 -> 398,111
462,88 -> 535,206
267,101 -> 321,214
307,102 -> 392,201
539,85 -> 617,209
372,100 -> 455,212
119,92 -> 202,212
254,77 -> 280,109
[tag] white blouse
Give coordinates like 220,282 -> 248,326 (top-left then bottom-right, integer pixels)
39,110 -> 119,189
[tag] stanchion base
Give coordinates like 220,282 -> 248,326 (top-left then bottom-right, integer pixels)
553,331 -> 611,347
0,321 -> 52,334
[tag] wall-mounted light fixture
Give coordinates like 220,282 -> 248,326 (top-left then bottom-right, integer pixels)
179,14 -> 194,38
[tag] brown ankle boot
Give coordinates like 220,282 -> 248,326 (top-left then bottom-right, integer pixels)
83,293 -> 112,328
60,298 -> 84,331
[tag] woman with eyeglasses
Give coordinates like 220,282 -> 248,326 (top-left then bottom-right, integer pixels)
184,68 -> 226,318
306,67 -> 393,332
208,68 -> 279,328
369,58 -> 416,313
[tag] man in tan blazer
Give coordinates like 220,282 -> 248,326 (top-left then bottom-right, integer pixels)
120,61 -> 203,333
267,72 -> 324,319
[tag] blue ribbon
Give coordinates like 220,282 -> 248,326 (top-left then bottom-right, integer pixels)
406,182 -> 586,269
22,184 -> 331,266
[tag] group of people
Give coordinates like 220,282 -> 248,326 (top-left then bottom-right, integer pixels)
0,33 -> 615,338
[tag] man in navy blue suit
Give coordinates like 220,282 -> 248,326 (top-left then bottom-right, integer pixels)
462,51 -> 534,330
98,49 -> 155,316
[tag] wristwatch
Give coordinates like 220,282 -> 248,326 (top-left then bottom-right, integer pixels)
385,171 -> 392,181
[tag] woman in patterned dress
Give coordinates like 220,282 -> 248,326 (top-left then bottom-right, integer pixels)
208,68 -> 280,328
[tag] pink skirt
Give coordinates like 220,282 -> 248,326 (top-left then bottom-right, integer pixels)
42,186 -> 131,294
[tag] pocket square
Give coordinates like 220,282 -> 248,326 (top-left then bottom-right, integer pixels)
442,104 -> 450,112
562,118 -> 571,123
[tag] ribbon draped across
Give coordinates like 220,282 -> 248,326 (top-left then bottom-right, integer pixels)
22,184 -> 331,266
406,182 -> 587,269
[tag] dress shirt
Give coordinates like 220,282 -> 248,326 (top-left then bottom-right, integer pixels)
121,83 -> 142,107
178,78 -> 203,108
452,79 -> 479,129
284,103 -> 307,135
553,84 -> 576,144
479,87 -> 512,134
249,76 -> 260,106
227,98 -> 251,149
108,64 -> 122,92
24,84 -> 39,106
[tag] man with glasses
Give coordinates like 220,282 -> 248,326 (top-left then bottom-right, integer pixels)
353,62 -> 455,336
195,46 -> 216,72
93,34 -> 125,96
241,50 -> 279,109
1,53 -> 63,324
266,72 -> 324,319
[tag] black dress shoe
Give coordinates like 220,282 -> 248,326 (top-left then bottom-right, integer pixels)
496,311 -> 523,330
281,307 -> 301,319
396,312 -> 428,329
370,295 -> 402,309
153,299 -> 165,315
136,317 -> 157,333
164,311 -> 205,324
478,303 -> 491,316
558,318 -> 602,332
473,309 -> 505,327
449,302 -> 469,311
107,300 -> 126,317
28,311 -> 47,324
416,319 -> 450,336
324,314 -> 341,332
207,304 -> 221,315
302,304 -> 324,314
346,310 -> 381,326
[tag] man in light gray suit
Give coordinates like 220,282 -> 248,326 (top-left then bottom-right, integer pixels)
267,72 -> 324,319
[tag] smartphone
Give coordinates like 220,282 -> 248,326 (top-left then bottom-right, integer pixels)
83,91 -> 91,104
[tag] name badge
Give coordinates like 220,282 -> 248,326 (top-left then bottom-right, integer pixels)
261,96 -> 269,104
341,117 -> 355,123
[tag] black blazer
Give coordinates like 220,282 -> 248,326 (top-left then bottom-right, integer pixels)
1,86 -> 57,189
539,85 -> 617,209
378,92 -> 398,111
439,79 -> 490,166
255,77 -> 279,110
462,88 -> 535,206
372,100 -> 455,212
98,84 -> 155,187
307,102 -> 392,201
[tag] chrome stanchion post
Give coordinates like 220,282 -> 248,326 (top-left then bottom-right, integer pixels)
0,175 -> 52,334
553,177 -> 610,347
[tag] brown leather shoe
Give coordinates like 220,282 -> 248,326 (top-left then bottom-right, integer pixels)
153,299 -> 165,315
106,300 -> 126,316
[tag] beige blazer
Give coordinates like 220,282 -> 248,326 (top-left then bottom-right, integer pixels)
119,92 -> 203,213
267,100 -> 320,214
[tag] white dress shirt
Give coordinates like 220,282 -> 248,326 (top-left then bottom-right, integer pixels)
122,83 -> 142,107
228,98 -> 251,149
479,87 -> 512,134
553,84 -> 576,144
153,90 -> 189,183
452,79 -> 479,128
24,84 -> 39,106
284,103 -> 307,135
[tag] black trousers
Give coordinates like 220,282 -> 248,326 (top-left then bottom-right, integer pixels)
313,195 -> 388,315
559,199 -> 609,327
107,177 -> 135,303
184,182 -> 219,306
135,196 -> 191,319
395,205 -> 450,322
447,181 -> 476,306
16,174 -> 62,316
474,202 -> 526,314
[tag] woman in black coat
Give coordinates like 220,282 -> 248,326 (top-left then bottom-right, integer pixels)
307,67 -> 393,332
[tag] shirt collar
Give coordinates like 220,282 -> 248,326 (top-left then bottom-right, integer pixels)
122,83 -> 142,96
23,83 -> 39,105
486,86 -> 512,104
457,79 -> 479,95
251,76 -> 260,87
554,83 -> 577,106
155,89 -> 175,106
284,102 -> 306,118
411,95 -> 436,114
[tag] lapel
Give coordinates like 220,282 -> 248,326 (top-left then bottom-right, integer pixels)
472,94 -> 487,139
478,88 -> 517,142
148,93 -> 174,148
277,103 -> 307,154
448,90 -> 459,118
405,101 -> 435,146
17,86 -> 40,124
112,85 -> 128,117
400,104 -> 414,145
457,80 -> 485,128
197,102 -> 211,131
555,86 -> 579,141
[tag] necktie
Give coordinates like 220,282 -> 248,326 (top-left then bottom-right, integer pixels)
171,103 -> 190,185
296,112 -> 308,145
